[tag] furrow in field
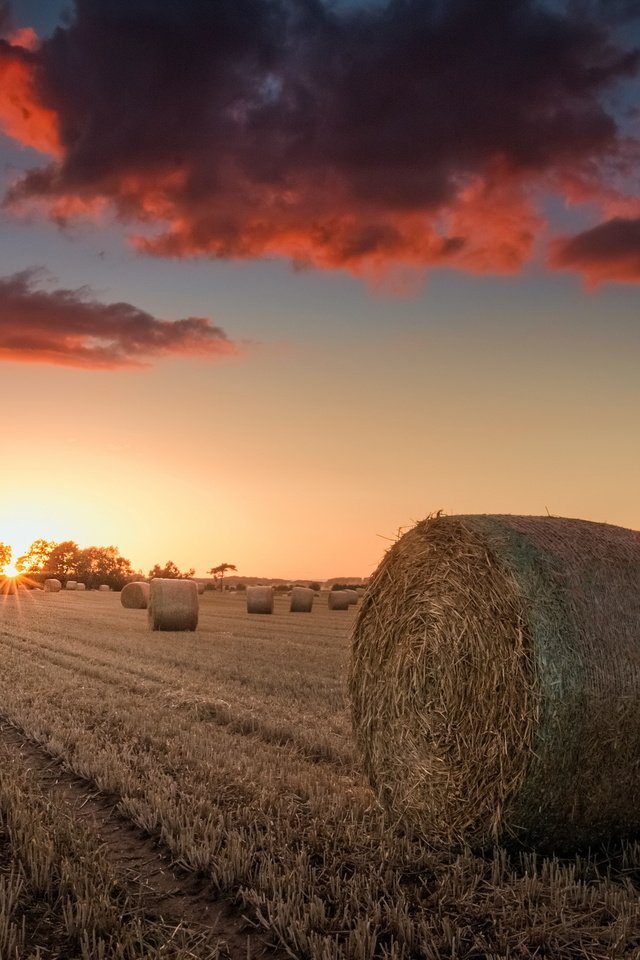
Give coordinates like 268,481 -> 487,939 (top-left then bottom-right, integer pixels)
0,625 -> 355,768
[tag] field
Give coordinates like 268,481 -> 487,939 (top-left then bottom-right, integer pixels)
0,589 -> 639,959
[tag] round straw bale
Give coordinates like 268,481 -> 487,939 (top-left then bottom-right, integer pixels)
65,580 -> 77,590
76,582 -> 86,591
290,586 -> 314,613
98,584 -> 110,592
246,586 -> 274,614
349,514 -> 640,851
328,590 -> 350,610
247,587 -> 273,613
197,583 -> 205,595
148,578 -> 199,631
44,578 -> 62,593
120,581 -> 150,609
344,589 -> 359,605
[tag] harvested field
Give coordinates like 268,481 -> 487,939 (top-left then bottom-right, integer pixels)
0,589 -> 639,959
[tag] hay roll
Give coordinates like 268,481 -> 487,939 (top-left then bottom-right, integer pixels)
65,581 -> 77,590
290,586 -> 314,613
120,581 -> 150,609
98,584 -> 110,592
148,578 -> 199,631
349,514 -> 640,851
44,579 -> 62,593
328,590 -> 350,610
344,589 -> 359,606
247,586 -> 274,614
76,583 -> 86,591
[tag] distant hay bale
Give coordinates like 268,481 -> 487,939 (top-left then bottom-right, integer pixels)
120,581 -> 150,609
76,583 -> 86,591
65,581 -> 77,590
197,583 -> 205,595
344,589 -> 359,605
328,590 -> 350,610
98,584 -> 110,592
349,514 -> 640,851
44,579 -> 62,593
290,586 -> 314,613
148,578 -> 199,631
247,586 -> 274,614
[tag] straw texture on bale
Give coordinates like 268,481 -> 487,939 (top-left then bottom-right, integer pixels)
349,514 -> 640,851
148,578 -> 199,631
75,583 -> 86,591
44,579 -> 62,593
247,586 -> 274,614
290,586 -> 314,613
328,590 -> 350,610
98,584 -> 110,591
65,581 -> 77,590
120,581 -> 150,610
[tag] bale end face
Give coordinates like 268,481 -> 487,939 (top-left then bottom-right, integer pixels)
148,578 -> 199,631
121,581 -> 150,609
44,579 -> 62,593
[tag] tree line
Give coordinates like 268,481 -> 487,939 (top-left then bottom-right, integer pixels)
0,540 -> 235,591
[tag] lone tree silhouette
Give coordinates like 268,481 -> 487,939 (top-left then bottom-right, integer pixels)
208,563 -> 237,589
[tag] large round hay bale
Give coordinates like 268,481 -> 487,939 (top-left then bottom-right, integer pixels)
98,584 -> 110,592
65,581 -> 77,590
349,514 -> 640,851
76,582 -> 86,591
344,589 -> 359,606
44,579 -> 62,593
148,578 -> 199,631
247,586 -> 274,614
290,586 -> 314,613
121,581 -> 150,609
328,590 -> 350,610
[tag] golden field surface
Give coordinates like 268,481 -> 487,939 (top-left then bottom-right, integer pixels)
0,589 -> 639,959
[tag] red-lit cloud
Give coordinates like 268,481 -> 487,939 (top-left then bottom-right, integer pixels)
550,217 -> 640,285
0,268 -> 238,369
0,0 -> 639,282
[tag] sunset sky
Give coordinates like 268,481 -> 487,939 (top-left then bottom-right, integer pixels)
1,0 -> 639,579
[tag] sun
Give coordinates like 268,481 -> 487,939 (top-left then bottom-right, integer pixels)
2,561 -> 20,578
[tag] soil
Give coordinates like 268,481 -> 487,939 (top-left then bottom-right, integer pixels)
0,718 -> 291,960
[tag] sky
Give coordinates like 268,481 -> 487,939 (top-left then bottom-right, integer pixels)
0,0 -> 638,579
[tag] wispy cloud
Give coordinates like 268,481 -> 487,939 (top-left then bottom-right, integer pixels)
0,268 -> 239,368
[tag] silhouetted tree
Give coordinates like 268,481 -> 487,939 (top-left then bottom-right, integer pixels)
148,560 -> 195,580
207,562 -> 237,589
75,546 -> 135,590
0,542 -> 11,571
15,539 -> 57,573
46,541 -> 81,579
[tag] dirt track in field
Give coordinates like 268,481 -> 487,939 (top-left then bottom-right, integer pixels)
0,717 -> 287,959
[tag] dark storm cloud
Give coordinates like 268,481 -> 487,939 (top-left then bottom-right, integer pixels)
551,217 -> 640,283
1,0 -> 638,277
0,268 -> 238,368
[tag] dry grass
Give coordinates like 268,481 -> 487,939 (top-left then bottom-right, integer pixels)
0,588 -> 639,958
